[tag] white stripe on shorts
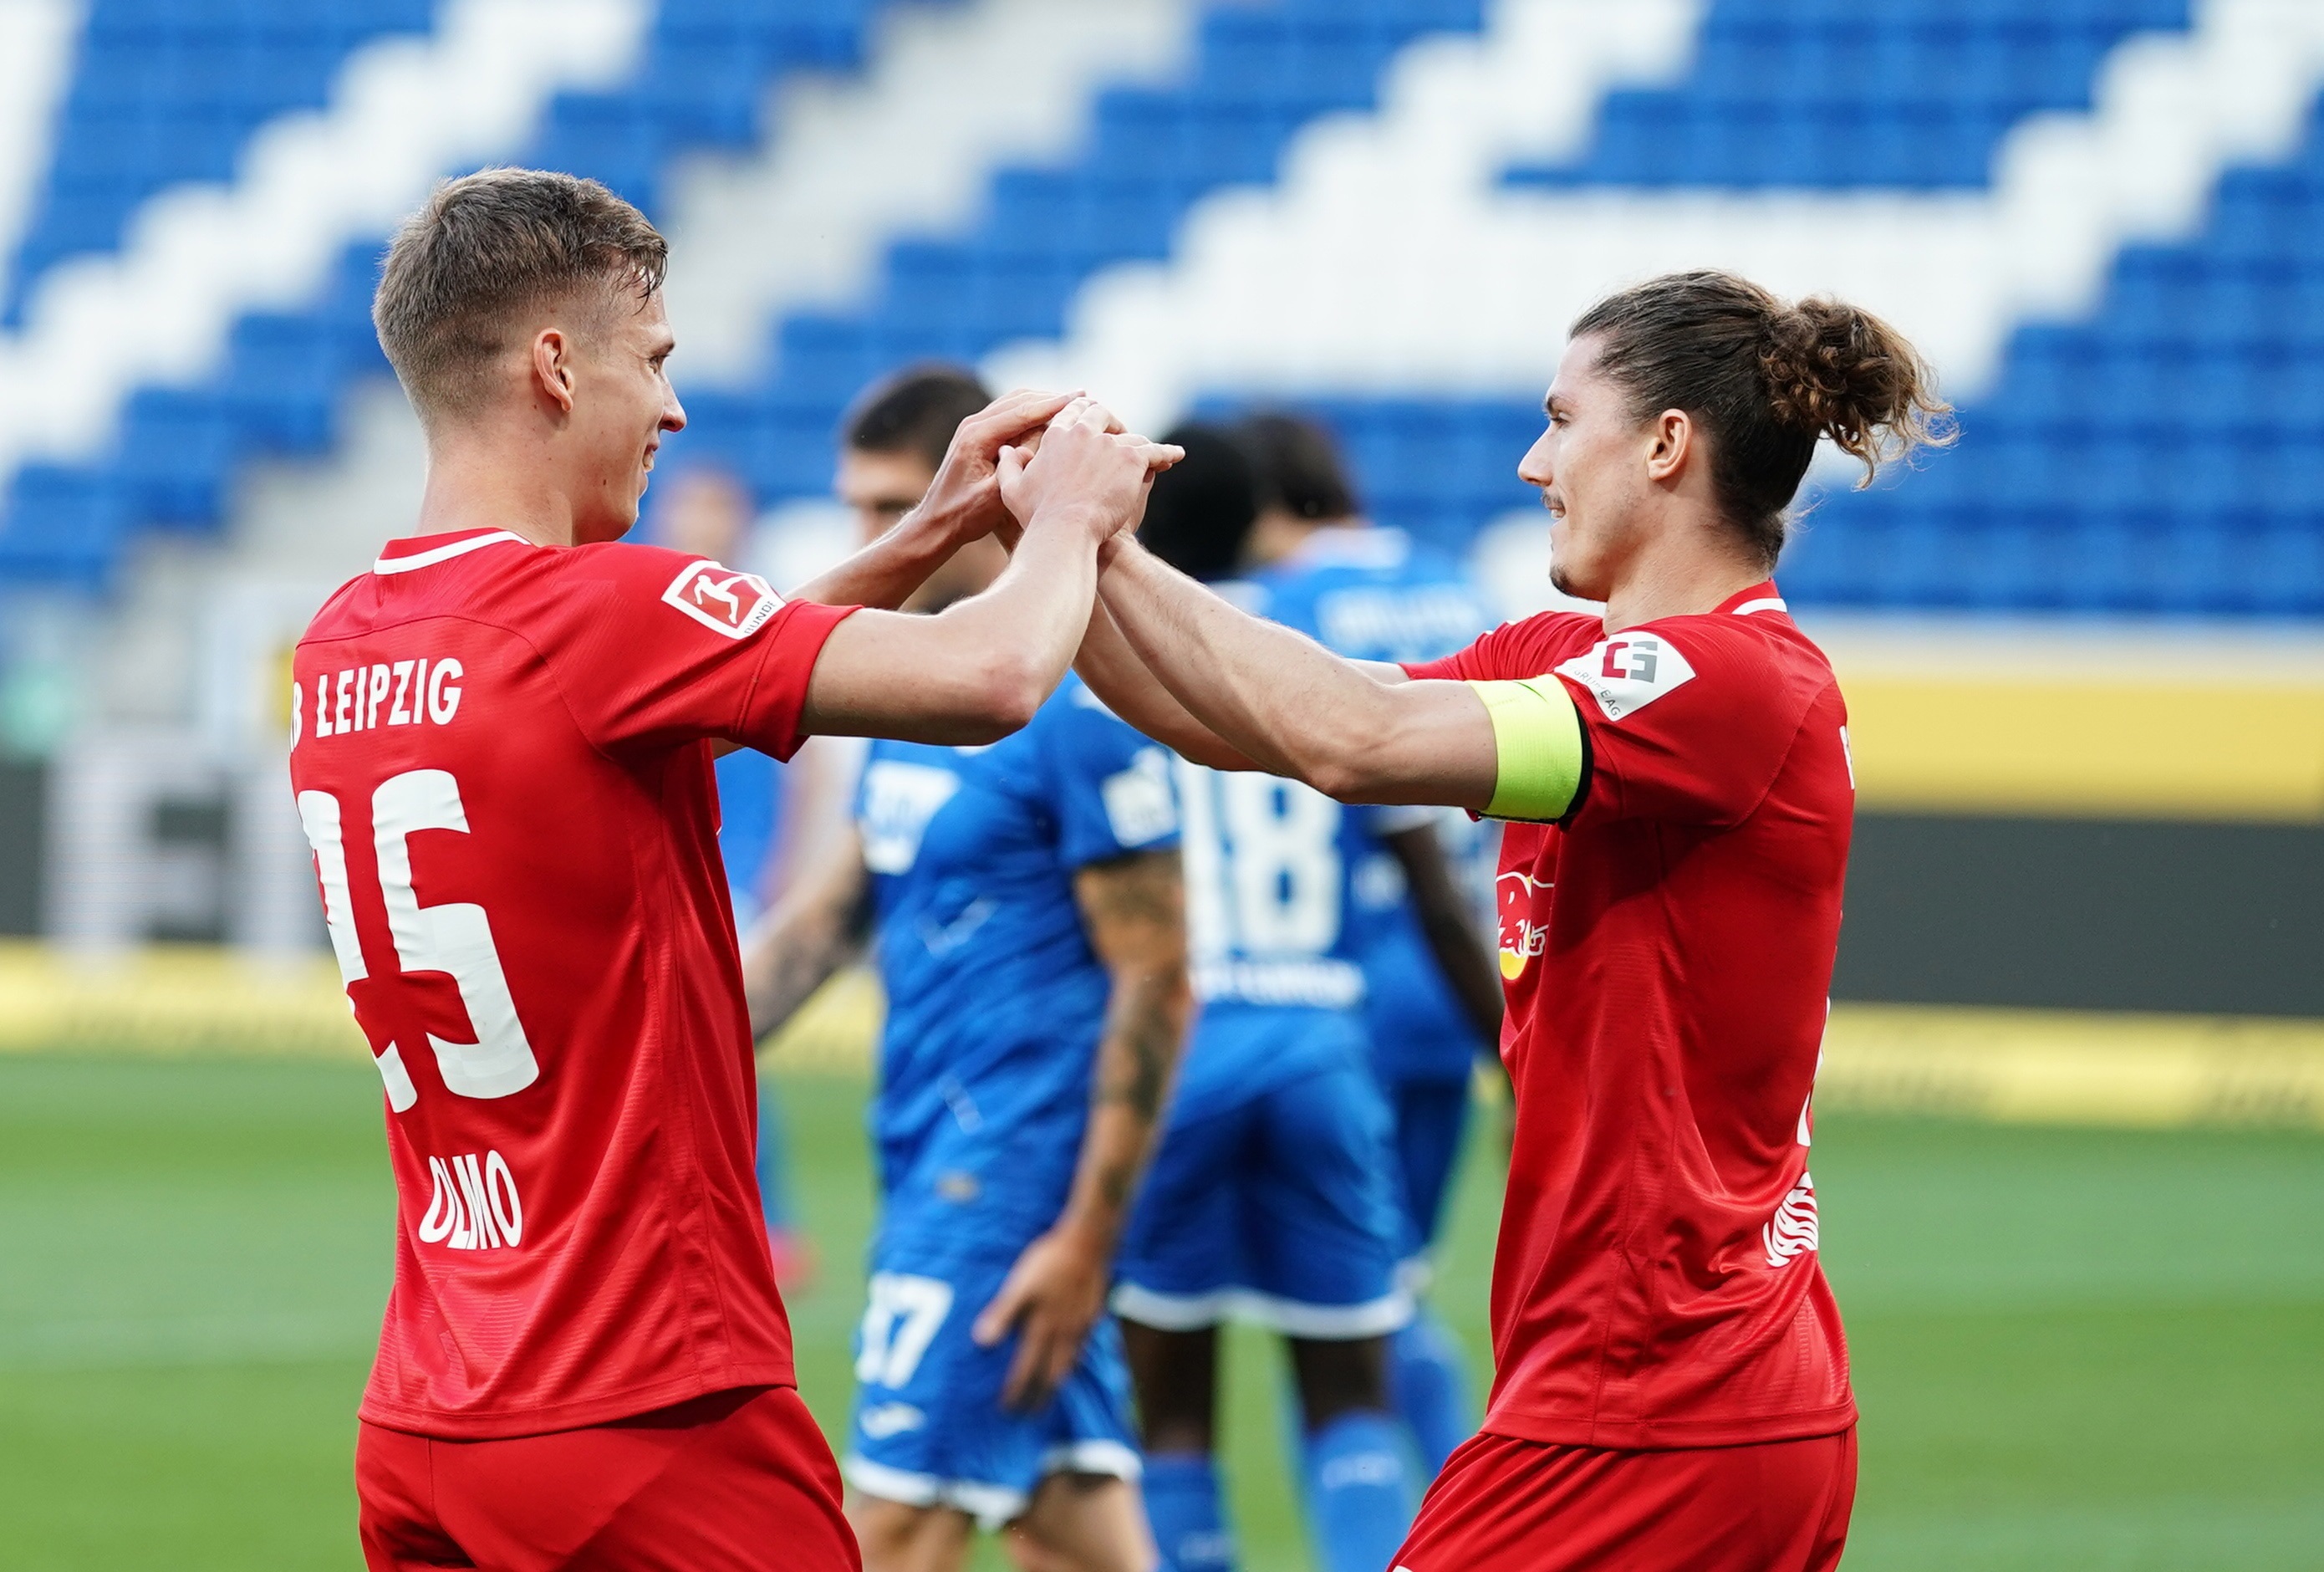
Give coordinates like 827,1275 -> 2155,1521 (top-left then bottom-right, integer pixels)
1111,1280 -> 1414,1340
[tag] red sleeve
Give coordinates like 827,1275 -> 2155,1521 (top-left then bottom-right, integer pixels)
1552,617 -> 1818,829
528,544 -> 858,761
1400,612 -> 1594,683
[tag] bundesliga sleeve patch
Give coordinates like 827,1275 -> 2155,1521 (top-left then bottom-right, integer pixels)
661,559 -> 783,640
1553,633 -> 1697,722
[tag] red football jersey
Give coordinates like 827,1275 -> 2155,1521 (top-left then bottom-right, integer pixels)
288,528 -> 856,1439
1408,581 -> 1856,1451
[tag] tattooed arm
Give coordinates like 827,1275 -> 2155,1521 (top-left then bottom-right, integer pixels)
974,848 -> 1192,1408
741,823 -> 873,1044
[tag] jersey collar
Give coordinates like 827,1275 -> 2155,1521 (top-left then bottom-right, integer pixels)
373,528 -> 534,575
1715,580 -> 1788,618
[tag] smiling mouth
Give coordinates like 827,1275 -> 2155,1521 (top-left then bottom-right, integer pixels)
1544,492 -> 1566,519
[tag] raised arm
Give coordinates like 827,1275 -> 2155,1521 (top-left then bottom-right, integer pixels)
1096,535 -> 1506,809
973,848 -> 1192,1409
801,401 -> 1177,745
789,388 -> 1075,611
1073,594 -> 1257,771
742,822 -> 871,1043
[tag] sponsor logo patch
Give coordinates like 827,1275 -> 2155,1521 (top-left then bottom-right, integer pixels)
662,559 -> 782,640
1553,633 -> 1696,722
1101,748 -> 1179,846
859,761 -> 962,875
1496,869 -> 1548,981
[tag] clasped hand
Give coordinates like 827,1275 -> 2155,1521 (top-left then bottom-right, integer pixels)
905,388 -> 1181,557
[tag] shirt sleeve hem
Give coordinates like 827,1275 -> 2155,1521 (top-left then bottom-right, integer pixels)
736,600 -> 861,762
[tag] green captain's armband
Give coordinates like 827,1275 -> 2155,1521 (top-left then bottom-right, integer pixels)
1469,678 -> 1585,822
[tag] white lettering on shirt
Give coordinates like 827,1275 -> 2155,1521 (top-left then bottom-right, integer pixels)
366,664 -> 391,730
303,656 -> 466,742
417,1150 -> 524,1250
427,658 -> 464,725
388,660 -> 416,725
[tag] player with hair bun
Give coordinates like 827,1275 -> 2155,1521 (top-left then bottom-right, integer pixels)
1068,269 -> 1951,1571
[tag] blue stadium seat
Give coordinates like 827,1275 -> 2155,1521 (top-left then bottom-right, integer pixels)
0,0 -> 974,592
1505,2 -> 2194,193
4,0 -> 438,325
677,0 -> 1496,516
9,0 -> 2318,618
0,467 -> 130,590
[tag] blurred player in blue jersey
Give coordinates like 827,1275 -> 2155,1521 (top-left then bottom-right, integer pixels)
1114,428 -> 1465,1572
657,463 -> 814,1285
1231,415 -> 1505,1477
742,366 -> 1194,1572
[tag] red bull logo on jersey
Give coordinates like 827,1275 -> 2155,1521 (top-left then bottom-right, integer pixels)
661,559 -> 782,640
1553,633 -> 1697,722
1496,870 -> 1547,980
1762,1171 -> 1819,1268
417,1150 -> 524,1251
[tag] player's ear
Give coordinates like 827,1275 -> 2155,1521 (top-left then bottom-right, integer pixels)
1645,408 -> 1692,483
532,328 -> 578,417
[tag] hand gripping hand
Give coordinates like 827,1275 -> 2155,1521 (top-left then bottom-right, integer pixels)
997,397 -> 1185,546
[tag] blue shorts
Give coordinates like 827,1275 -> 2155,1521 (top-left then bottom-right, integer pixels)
1114,1007 -> 1411,1340
1384,1072 -> 1475,1267
845,1214 -> 1140,1529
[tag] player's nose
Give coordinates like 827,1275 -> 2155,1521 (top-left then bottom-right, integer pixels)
1516,428 -> 1553,489
662,392 -> 687,434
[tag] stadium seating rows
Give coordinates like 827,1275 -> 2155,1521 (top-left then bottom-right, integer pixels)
1776,94 -> 2324,616
3,0 -> 2318,620
1506,0 -> 2194,192
0,0 -> 933,586
677,0 -> 1492,500
3,0 -> 436,328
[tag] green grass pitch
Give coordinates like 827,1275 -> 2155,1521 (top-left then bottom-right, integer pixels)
1,1052 -> 2319,1570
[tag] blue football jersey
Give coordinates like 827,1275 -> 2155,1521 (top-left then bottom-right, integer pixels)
713,746 -> 784,930
1251,528 -> 1498,1082
857,676 -> 1180,1222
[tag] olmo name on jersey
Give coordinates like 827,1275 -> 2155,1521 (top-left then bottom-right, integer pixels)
418,1150 -> 523,1251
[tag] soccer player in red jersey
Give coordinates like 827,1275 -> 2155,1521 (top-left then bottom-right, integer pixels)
288,170 -> 1176,1572
1063,271 -> 1952,1571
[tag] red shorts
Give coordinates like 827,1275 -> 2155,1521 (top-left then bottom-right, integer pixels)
357,1385 -> 859,1572
1392,1427 -> 1857,1572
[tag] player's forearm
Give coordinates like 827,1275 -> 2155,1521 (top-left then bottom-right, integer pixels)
1074,598 -> 1256,771
802,517 -> 1102,743
1059,961 -> 1191,1248
742,875 -> 864,1041
1101,539 -> 1494,807
923,513 -> 1100,728
788,512 -> 957,611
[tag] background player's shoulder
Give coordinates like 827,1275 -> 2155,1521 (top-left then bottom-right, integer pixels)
1040,673 -> 1150,755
